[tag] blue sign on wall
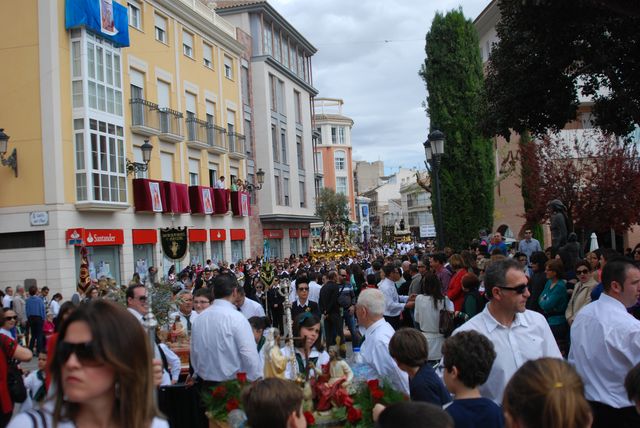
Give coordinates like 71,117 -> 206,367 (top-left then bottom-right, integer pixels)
65,0 -> 130,47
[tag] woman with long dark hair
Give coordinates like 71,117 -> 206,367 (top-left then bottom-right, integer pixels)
9,300 -> 167,427
413,273 -> 452,362
281,312 -> 329,380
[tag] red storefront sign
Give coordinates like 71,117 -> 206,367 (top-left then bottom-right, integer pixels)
188,229 -> 207,242
65,228 -> 124,246
210,229 -> 227,241
289,229 -> 300,238
230,229 -> 246,241
263,229 -> 283,239
301,229 -> 310,238
132,229 -> 157,245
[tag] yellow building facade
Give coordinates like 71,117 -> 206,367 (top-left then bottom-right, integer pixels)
0,0 -> 252,297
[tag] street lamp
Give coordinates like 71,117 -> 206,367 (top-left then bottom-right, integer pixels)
126,139 -> 153,176
425,130 -> 445,249
0,129 -> 18,177
245,168 -> 265,192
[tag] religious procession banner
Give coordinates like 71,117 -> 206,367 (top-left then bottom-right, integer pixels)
160,227 -> 188,260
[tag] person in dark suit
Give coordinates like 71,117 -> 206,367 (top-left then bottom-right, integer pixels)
319,270 -> 342,347
291,274 -> 320,320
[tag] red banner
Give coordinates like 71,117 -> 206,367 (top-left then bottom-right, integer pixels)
132,229 -> 157,245
230,229 -> 246,241
301,229 -> 310,238
289,229 -> 300,238
210,229 -> 227,241
189,229 -> 207,242
66,228 -> 124,246
263,229 -> 283,239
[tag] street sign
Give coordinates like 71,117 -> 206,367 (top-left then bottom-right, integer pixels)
420,224 -> 436,238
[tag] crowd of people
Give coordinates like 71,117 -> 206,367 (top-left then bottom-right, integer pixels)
1,230 -> 640,427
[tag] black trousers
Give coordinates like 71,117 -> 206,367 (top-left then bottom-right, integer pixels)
28,315 -> 44,353
324,312 -> 344,347
589,400 -> 640,428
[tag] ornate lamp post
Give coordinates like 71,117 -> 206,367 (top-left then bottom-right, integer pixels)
424,130 -> 445,249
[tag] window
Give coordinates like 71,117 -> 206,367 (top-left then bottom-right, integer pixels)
315,127 -> 322,144
0,231 -> 45,250
283,177 -> 290,206
185,92 -> 197,141
280,129 -> 287,164
314,152 -> 323,171
81,37 -> 123,116
224,55 -> 233,79
244,118 -> 252,157
283,38 -> 290,68
296,135 -> 304,170
155,14 -> 167,44
264,23 -> 273,56
227,110 -> 236,151
189,159 -> 199,186
336,176 -> 347,195
161,151 -> 173,181
271,125 -> 279,162
241,66 -> 250,105
87,119 -> 127,202
299,181 -> 306,207
128,3 -> 141,30
275,174 -> 282,205
183,30 -> 194,58
274,30 -> 281,61
269,74 -> 284,113
334,150 -> 345,170
203,43 -> 213,68
209,164 -> 218,186
231,240 -> 244,263
331,126 -> 345,144
294,90 -> 302,124
206,100 -> 216,145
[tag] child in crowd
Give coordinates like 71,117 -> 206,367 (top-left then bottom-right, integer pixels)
441,331 -> 503,428
388,328 -> 451,406
24,352 -> 48,405
503,357 -> 592,428
242,378 -> 307,428
374,402 -> 453,428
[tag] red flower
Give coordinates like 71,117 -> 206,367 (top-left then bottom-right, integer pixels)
211,385 -> 227,399
304,411 -> 315,425
367,379 -> 380,391
225,397 -> 240,412
236,372 -> 247,383
347,406 -> 363,424
371,388 -> 384,401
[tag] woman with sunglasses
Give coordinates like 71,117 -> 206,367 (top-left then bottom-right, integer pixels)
565,260 -> 598,326
9,300 -> 167,428
0,307 -> 32,427
0,310 -> 18,340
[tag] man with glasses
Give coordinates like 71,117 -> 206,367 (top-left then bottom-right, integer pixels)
452,258 -> 561,403
291,274 -> 319,320
126,283 -> 149,323
518,229 -> 542,263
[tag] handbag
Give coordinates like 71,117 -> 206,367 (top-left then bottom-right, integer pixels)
438,299 -> 456,338
337,284 -> 353,309
7,359 -> 27,403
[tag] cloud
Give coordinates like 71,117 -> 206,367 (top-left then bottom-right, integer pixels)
269,0 -> 489,170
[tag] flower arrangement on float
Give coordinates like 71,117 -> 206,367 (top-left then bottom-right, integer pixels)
202,372 -> 248,427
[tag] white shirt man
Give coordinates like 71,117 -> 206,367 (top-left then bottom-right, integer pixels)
2,287 -> 14,309
378,267 -> 410,318
237,292 -> 266,319
308,276 -> 322,304
169,291 -> 197,333
214,176 -> 226,189
569,259 -> 640,427
356,289 -> 410,395
191,276 -> 261,382
453,258 -> 561,403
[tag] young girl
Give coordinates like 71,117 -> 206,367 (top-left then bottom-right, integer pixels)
281,313 -> 329,381
503,358 -> 592,428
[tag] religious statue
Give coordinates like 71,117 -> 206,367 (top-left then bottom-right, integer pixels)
321,221 -> 333,244
327,346 -> 354,393
548,199 -> 569,250
263,328 -> 287,379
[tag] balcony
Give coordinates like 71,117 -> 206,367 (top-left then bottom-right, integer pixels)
228,133 -> 246,159
130,99 -> 161,136
158,108 -> 184,143
185,117 -> 209,149
206,124 -> 227,154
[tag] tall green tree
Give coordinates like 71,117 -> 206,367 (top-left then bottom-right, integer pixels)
419,8 -> 495,250
315,188 -> 350,225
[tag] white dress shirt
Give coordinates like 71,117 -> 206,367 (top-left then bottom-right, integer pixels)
308,281 -> 321,303
360,318 -> 410,395
281,346 -> 330,380
2,295 -> 13,309
49,299 -> 60,317
378,278 -> 408,317
413,295 -> 454,360
158,343 -> 182,385
453,304 -> 562,403
168,310 -> 197,333
239,297 -> 266,319
191,299 -> 262,381
569,293 -> 640,408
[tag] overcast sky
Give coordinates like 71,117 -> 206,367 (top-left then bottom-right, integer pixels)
269,0 -> 489,174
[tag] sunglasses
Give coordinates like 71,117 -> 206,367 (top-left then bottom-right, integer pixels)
4,316 -> 17,321
58,341 -> 101,366
298,287 -> 309,291
194,300 -> 210,305
497,284 -> 528,294
136,296 -> 147,302
576,269 -> 590,275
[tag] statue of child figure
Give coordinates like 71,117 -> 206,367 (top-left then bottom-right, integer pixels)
327,345 -> 354,393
